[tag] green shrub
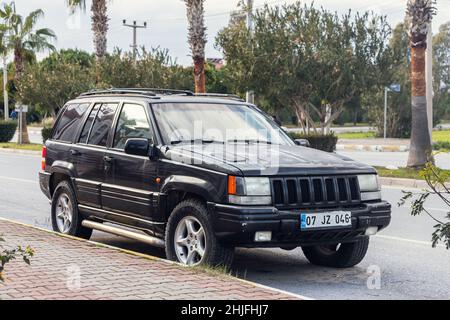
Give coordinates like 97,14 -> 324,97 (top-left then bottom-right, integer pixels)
0,121 -> 18,143
289,132 -> 338,152
42,127 -> 53,142
433,141 -> 450,151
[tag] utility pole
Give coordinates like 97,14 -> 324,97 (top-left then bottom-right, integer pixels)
426,22 -> 433,144
123,20 -> 147,61
3,55 -> 8,120
245,0 -> 255,104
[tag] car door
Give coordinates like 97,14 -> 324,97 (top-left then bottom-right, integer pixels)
102,102 -> 159,221
72,102 -> 119,209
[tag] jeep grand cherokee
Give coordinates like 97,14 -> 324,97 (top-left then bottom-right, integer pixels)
39,88 -> 391,268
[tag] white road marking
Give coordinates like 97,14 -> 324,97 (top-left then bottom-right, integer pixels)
0,176 -> 37,184
375,234 -> 446,249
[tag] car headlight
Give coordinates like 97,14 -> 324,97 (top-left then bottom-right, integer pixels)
358,174 -> 381,201
228,176 -> 272,205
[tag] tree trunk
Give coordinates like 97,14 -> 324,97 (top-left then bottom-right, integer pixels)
193,56 -> 206,93
185,0 -> 207,93
13,48 -> 30,144
407,46 -> 432,168
91,0 -> 108,61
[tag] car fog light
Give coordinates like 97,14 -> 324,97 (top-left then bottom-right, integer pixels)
255,231 -> 272,242
365,227 -> 378,236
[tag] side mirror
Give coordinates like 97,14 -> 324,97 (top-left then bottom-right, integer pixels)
294,139 -> 310,148
124,138 -> 150,157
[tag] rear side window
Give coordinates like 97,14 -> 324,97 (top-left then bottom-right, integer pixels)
84,103 -> 118,147
53,104 -> 89,142
79,104 -> 100,144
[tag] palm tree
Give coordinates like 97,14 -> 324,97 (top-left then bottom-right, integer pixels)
406,0 -> 436,168
0,2 -> 56,144
0,23 -> 9,120
67,0 -> 108,60
184,0 -> 207,93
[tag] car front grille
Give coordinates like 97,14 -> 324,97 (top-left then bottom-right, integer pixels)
271,176 -> 360,209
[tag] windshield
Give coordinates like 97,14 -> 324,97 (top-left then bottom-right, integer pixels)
152,103 -> 293,146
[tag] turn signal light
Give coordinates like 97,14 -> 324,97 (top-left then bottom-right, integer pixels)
228,176 -> 237,195
41,145 -> 47,171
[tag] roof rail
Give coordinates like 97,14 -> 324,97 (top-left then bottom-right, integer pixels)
79,88 -> 158,97
114,88 -> 194,96
194,93 -> 245,102
78,88 -> 245,102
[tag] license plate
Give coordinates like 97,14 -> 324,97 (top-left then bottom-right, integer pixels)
300,211 -> 352,230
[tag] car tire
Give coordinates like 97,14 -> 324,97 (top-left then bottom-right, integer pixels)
301,237 -> 369,268
165,199 -> 234,268
51,180 -> 93,240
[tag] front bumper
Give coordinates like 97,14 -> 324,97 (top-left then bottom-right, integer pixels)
208,201 -> 391,248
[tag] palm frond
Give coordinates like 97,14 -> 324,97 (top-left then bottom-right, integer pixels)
67,0 -> 86,14
22,9 -> 45,36
406,0 -> 436,47
0,1 -> 56,66
184,0 -> 207,58
35,28 -> 57,39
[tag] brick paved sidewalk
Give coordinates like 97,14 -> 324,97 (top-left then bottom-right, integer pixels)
0,218 -> 300,300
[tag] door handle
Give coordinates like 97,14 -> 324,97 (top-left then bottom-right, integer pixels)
103,156 -> 114,163
70,149 -> 81,156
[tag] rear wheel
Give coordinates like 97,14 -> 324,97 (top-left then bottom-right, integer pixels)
302,238 -> 369,268
165,199 -> 234,268
51,180 -> 93,240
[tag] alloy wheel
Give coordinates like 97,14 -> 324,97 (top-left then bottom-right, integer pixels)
55,193 -> 73,234
174,216 -> 206,266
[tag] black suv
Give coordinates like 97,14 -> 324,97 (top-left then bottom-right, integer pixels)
39,88 -> 391,268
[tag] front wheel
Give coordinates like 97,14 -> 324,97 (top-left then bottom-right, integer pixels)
165,199 -> 234,268
302,238 -> 369,268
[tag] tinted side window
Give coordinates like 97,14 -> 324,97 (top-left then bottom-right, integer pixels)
87,103 -> 119,147
53,104 -> 89,142
113,104 -> 153,150
79,104 -> 100,144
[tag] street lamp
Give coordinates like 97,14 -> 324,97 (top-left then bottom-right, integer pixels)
384,84 -> 401,140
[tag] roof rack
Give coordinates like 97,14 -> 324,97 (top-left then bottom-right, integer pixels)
79,88 -> 158,97
114,88 -> 194,96
194,93 -> 245,102
78,88 -> 194,98
78,88 -> 245,102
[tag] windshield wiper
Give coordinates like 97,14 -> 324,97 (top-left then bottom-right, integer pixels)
227,139 -> 272,145
170,139 -> 224,145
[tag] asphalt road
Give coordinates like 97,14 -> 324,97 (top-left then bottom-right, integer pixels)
0,150 -> 449,300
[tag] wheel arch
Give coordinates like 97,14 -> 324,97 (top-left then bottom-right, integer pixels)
49,161 -> 76,197
161,176 -> 220,219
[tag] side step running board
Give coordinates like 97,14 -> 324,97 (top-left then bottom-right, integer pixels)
82,220 -> 165,248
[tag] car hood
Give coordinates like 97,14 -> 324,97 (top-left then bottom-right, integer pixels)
164,143 -> 376,176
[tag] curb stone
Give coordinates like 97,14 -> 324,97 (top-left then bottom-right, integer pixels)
0,148 -> 41,155
336,144 -> 409,152
380,177 -> 450,189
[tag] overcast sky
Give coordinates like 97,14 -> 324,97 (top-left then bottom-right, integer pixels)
8,0 -> 450,65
